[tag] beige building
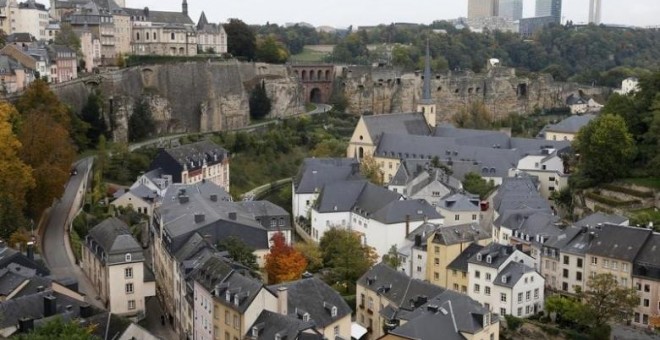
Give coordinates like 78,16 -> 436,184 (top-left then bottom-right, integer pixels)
125,3 -> 198,57
196,11 -> 227,54
426,223 -> 491,289
111,184 -> 158,217
6,0 -> 50,41
468,0 -> 499,19
81,217 -> 155,318
632,234 -> 660,328
541,114 -> 596,142
446,243 -> 485,295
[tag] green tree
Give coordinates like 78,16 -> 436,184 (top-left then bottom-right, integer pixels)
225,19 -> 257,60
583,273 -> 638,328
128,98 -> 156,142
256,35 -> 289,64
574,114 -> 636,183
453,102 -> 493,130
462,172 -> 495,199
80,92 -> 107,147
13,316 -> 99,339
359,155 -> 383,186
248,81 -> 271,120
217,236 -> 258,270
294,241 -> 323,273
319,228 -> 378,294
382,245 -> 402,269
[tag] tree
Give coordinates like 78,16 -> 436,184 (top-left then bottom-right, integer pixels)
248,81 -> 271,120
256,36 -> 289,64
453,102 -> 493,130
80,92 -> 107,147
293,241 -> 323,273
0,102 -> 34,238
16,81 -> 76,219
583,273 -> 638,328
225,19 -> 257,60
382,245 -> 401,269
319,228 -> 378,294
14,316 -> 98,340
462,172 -> 495,199
128,98 -> 156,142
9,227 -> 32,251
359,155 -> 383,186
574,114 -> 636,183
264,232 -> 307,284
217,236 -> 258,270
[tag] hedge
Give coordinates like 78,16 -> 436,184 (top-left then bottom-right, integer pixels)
602,184 -> 654,198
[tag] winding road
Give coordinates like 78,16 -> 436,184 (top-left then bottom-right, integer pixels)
40,157 -> 104,308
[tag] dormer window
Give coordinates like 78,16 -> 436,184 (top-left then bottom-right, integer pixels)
331,306 -> 337,317
125,253 -> 131,262
234,294 -> 240,306
252,326 -> 258,337
225,291 -> 231,302
501,276 -> 507,283
486,255 -> 492,264
303,313 -> 310,322
476,253 -> 482,261
275,334 -> 281,340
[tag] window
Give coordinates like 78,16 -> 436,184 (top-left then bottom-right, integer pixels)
367,297 -> 373,310
563,256 -> 569,265
622,263 -> 628,272
517,307 -> 522,317
434,246 -> 440,254
643,314 -> 649,325
485,286 -> 491,296
500,293 -> 507,302
331,306 -> 337,317
486,273 -> 491,281
526,291 -> 531,301
454,214 -> 460,221
577,258 -> 583,268
534,288 -> 539,299
233,314 -> 239,329
416,266 -> 422,272
434,258 -> 440,266
474,284 -> 480,293
125,283 -> 134,294
434,272 -> 439,280
591,257 -> 598,265
517,293 -> 523,303
621,277 -> 628,286
562,269 -> 569,278
125,267 -> 133,279
472,214 -> 477,221
500,308 -> 506,316
612,261 -> 618,270
644,284 -> 651,292
432,191 -> 441,197
643,299 -> 650,307
125,253 -> 132,262
475,270 -> 481,279
334,326 -> 339,336
634,313 -> 640,323
225,311 -> 230,325
171,32 -> 175,40
576,271 -> 583,281
603,259 -> 610,268
128,300 -> 136,310
461,285 -> 467,293
637,283 -> 642,291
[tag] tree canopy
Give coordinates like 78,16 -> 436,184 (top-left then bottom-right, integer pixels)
359,155 -> 383,186
255,35 -> 289,64
248,81 -> 272,120
265,232 -> 307,284
13,316 -> 99,340
573,114 -> 636,184
217,236 -> 258,270
225,19 -> 257,60
319,228 -> 378,294
128,97 -> 156,142
462,172 -> 495,199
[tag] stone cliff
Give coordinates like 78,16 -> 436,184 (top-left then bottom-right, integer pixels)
50,61 -> 305,142
338,65 -> 608,121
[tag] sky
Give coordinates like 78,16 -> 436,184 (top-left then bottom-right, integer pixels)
126,0 -> 660,28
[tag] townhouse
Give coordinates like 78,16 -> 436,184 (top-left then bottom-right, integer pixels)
425,222 -> 491,289
81,217 -> 155,318
467,243 -> 543,317
111,184 -> 158,217
149,140 -> 230,191
539,114 -> 596,142
632,233 -> 660,328
388,163 -> 462,206
437,193 -> 482,227
397,222 -> 441,280
310,179 -> 442,257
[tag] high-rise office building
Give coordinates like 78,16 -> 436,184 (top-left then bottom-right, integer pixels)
498,0 -> 523,21
535,0 -> 562,24
468,0 -> 500,19
588,0 -> 602,24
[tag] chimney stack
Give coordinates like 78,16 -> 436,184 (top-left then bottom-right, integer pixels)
228,212 -> 237,221
194,213 -> 205,224
405,215 -> 411,236
210,194 -> 218,202
43,295 -> 57,317
277,287 -> 288,315
79,303 -> 93,318
18,317 -> 34,333
26,241 -> 34,260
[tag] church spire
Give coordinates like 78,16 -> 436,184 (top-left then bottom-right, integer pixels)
422,39 -> 432,104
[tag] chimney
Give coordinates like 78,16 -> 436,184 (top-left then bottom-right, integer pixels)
414,234 -> 422,247
405,215 -> 411,236
44,295 -> 57,317
79,303 -> 93,318
194,213 -> 205,224
26,241 -> 34,260
277,287 -> 288,315
36,285 -> 44,292
143,6 -> 149,16
18,317 -> 34,333
210,194 -> 218,202
228,212 -> 237,221
179,195 -> 189,204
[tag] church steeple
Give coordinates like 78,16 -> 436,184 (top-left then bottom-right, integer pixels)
182,0 -> 188,16
417,39 -> 437,128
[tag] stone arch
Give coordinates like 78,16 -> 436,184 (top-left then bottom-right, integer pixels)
325,70 -> 330,80
310,87 -> 322,103
301,70 -> 307,81
317,70 -> 322,81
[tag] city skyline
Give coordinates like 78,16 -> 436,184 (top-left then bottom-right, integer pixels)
126,0 -> 659,28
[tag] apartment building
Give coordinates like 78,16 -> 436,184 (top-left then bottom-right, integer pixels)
632,233 -> 660,328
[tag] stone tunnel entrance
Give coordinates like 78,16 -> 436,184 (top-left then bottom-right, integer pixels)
310,88 -> 322,104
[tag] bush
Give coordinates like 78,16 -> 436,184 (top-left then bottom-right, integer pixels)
504,315 -> 523,331
588,324 -> 611,340
540,324 -> 560,336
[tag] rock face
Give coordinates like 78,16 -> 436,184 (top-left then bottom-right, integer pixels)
50,61 -> 305,142
339,65 -> 609,122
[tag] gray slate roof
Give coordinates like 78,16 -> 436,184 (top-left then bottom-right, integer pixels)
293,158 -> 361,194
634,233 -> 660,280
149,140 -> 228,183
447,243 -> 485,272
543,114 -> 596,134
575,212 -> 629,228
358,263 -> 445,311
123,7 -> 194,26
468,243 -> 518,269
493,176 -> 551,214
249,310 -> 322,340
388,290 -> 492,340
586,224 -> 651,262
268,277 -> 352,328
86,217 -> 143,264
0,291 -> 101,330
362,113 -> 431,142
431,223 -> 490,246
0,244 -> 49,277
439,193 -> 480,212
493,261 -> 536,288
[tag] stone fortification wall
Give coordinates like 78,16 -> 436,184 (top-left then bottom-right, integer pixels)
51,61 -> 305,142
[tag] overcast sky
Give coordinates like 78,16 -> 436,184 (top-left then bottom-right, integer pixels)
127,0 -> 659,28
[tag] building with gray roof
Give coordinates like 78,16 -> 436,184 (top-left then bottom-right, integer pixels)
540,114 -> 596,139
574,212 -> 629,228
149,140 -> 230,189
248,310 -> 323,340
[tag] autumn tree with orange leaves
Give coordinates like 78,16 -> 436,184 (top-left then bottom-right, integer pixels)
265,232 -> 307,284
